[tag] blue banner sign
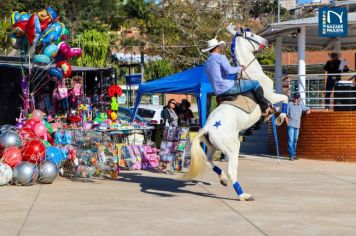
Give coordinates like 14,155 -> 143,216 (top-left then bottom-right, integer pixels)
319,7 -> 348,37
125,74 -> 142,85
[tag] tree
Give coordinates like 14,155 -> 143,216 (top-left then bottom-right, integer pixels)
76,29 -> 110,67
0,18 -> 11,54
144,59 -> 173,81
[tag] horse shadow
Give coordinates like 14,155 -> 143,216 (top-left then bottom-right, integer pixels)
116,172 -> 236,201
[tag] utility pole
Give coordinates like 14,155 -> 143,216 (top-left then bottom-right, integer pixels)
277,0 -> 281,23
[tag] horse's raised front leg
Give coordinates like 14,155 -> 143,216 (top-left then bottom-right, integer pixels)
271,93 -> 289,126
224,141 -> 254,201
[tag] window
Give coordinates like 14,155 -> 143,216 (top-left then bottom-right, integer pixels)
137,108 -> 155,118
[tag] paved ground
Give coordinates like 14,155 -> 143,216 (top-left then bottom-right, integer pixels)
1,155 -> 356,236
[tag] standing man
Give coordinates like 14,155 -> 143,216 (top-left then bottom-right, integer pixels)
286,93 -> 311,160
203,38 -> 275,116
324,52 -> 349,110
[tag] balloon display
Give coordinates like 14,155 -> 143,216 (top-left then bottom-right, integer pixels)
21,140 -> 46,163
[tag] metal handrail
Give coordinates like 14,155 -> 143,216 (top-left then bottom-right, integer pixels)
282,73 -> 356,109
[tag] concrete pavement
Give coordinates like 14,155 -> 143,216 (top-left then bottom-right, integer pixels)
1,155 -> 356,236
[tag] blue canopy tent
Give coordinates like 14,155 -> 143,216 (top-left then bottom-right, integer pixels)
132,65 -> 217,127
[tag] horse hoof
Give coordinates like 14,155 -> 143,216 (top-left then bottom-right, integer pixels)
238,193 -> 255,201
220,175 -> 228,187
220,179 -> 228,187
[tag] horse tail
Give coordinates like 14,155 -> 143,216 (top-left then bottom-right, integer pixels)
183,129 -> 208,180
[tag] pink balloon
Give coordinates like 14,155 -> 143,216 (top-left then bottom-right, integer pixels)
58,42 -> 83,59
31,109 -> 43,121
33,122 -> 47,137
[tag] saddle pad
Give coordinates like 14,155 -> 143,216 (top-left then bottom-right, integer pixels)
222,95 -> 258,114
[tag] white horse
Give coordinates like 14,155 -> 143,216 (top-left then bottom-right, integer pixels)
184,25 -> 289,201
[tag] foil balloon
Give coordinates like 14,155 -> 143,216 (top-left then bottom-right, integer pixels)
0,125 -> 17,132
19,13 -> 31,22
33,54 -> 51,65
24,119 -> 38,130
18,127 -> 36,141
12,162 -> 39,186
21,140 -> 46,163
45,146 -> 63,166
0,130 -> 22,150
46,6 -> 58,21
43,44 -> 59,58
0,163 -> 13,186
33,122 -> 47,137
1,146 -> 22,168
56,60 -> 72,78
58,42 -> 82,59
11,11 -> 21,25
12,20 -> 27,37
31,109 -> 44,121
39,22 -> 63,46
38,160 -> 58,184
48,67 -> 63,81
25,14 -> 41,46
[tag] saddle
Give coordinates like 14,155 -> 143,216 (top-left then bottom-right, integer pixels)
218,92 -> 258,114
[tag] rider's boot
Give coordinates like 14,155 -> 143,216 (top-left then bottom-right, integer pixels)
254,87 -> 276,118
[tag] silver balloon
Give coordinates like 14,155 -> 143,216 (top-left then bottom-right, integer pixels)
0,125 -> 17,132
0,130 -> 22,150
38,160 -> 58,184
13,162 -> 39,186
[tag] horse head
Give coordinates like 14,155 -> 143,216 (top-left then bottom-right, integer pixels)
227,23 -> 268,54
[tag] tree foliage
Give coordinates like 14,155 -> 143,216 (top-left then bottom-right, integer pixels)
144,59 -> 173,81
76,29 -> 110,67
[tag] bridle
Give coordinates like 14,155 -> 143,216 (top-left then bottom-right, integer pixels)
230,29 -> 265,69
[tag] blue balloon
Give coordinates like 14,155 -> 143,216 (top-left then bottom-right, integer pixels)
48,67 -> 63,81
34,54 -> 51,64
45,146 -> 64,166
39,22 -> 63,46
43,44 -> 59,58
19,13 -> 30,21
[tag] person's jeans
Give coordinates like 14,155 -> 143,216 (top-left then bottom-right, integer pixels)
287,126 -> 300,158
325,76 -> 340,109
222,80 -> 261,95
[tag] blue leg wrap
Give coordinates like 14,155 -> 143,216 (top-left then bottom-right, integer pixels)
233,181 -> 244,196
282,103 -> 288,114
213,166 -> 222,175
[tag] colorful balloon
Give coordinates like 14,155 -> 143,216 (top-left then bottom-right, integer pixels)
56,60 -> 72,78
58,41 -> 82,59
45,146 -> 64,166
43,44 -> 59,58
46,6 -> 58,21
48,67 -> 63,81
0,131 -> 22,150
34,54 -> 51,65
39,22 -> 63,46
21,139 -> 46,163
33,122 -> 47,137
25,14 -> 41,46
1,146 -> 22,168
110,112 -> 117,121
12,162 -> 39,186
31,109 -> 44,121
24,119 -> 38,130
38,160 -> 58,184
12,20 -> 27,36
18,127 -> 36,141
19,13 -> 31,22
0,163 -> 13,186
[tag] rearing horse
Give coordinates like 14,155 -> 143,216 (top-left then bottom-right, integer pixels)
183,25 -> 289,201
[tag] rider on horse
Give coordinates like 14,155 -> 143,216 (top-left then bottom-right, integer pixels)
203,38 -> 275,117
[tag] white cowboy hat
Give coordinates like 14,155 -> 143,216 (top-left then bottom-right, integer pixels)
202,38 -> 226,52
